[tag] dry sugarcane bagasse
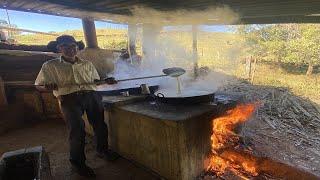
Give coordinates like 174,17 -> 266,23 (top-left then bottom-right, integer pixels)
218,80 -> 320,176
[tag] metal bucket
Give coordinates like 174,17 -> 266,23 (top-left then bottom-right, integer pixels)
0,146 -> 51,180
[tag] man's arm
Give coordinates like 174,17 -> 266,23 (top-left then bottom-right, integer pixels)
90,61 -> 101,81
89,62 -> 117,85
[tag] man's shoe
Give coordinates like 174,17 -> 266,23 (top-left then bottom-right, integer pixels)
70,161 -> 96,178
97,149 -> 120,162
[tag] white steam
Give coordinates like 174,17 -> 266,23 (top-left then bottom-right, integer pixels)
101,5 -> 238,95
102,5 -> 239,25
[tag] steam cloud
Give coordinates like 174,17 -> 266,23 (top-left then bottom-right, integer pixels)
104,5 -> 238,95
103,5 -> 239,25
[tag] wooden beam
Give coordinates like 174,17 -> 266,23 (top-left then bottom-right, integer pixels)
82,19 -> 99,48
4,0 -> 320,25
0,76 -> 8,107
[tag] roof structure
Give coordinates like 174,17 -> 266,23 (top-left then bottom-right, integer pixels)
1,0 -> 320,24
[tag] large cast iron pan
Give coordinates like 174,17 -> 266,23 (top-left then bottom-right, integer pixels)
152,90 -> 214,105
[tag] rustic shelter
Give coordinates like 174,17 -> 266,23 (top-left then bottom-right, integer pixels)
1,0 -> 320,179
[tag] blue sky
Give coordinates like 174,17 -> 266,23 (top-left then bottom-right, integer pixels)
0,9 -> 127,32
0,8 -> 229,33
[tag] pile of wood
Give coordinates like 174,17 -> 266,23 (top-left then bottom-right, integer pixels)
219,80 -> 320,176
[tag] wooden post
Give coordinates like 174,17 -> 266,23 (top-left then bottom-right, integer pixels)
128,23 -> 137,54
192,25 -> 198,78
128,23 -> 137,64
0,76 -> 8,107
82,19 -> 98,48
245,56 -> 252,79
250,58 -> 258,84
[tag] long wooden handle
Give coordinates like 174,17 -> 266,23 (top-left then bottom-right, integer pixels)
117,74 -> 167,82
4,74 -> 168,87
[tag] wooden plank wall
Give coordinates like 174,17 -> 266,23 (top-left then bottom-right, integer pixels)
0,50 -> 62,134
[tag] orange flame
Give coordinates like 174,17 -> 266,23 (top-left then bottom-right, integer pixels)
207,103 -> 258,177
211,103 -> 256,151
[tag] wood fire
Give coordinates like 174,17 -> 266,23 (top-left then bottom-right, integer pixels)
204,103 -> 319,180
207,103 -> 258,178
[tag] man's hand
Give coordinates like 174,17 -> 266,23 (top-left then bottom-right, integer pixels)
104,77 -> 117,85
94,79 -> 105,85
44,83 -> 58,90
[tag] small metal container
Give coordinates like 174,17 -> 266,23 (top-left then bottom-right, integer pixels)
140,84 -> 150,94
120,91 -> 130,97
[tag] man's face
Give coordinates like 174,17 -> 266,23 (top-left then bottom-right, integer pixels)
58,43 -> 78,58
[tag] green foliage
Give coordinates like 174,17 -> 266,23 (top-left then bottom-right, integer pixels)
238,24 -> 320,74
0,19 -> 20,36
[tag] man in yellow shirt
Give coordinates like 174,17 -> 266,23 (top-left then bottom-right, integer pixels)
35,35 -> 118,178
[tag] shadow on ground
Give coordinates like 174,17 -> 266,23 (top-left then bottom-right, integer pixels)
0,120 -> 160,180
281,63 -> 320,75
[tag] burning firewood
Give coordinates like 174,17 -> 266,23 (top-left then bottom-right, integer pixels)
200,80 -> 320,179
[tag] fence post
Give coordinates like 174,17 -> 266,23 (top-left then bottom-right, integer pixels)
250,58 -> 258,83
245,56 -> 252,79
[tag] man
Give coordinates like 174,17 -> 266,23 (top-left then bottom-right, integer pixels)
0,30 -> 8,42
118,48 -> 142,66
35,35 -> 118,178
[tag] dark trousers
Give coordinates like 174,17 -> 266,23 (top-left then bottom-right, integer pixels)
58,91 -> 107,164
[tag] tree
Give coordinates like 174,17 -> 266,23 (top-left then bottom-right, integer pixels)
238,24 -> 320,75
0,19 -> 20,36
283,24 -> 320,75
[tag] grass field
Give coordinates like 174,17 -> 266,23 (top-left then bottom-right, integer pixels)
14,29 -> 128,50
12,29 -> 320,103
235,63 -> 320,102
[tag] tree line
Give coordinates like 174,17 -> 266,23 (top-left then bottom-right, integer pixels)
237,24 -> 320,75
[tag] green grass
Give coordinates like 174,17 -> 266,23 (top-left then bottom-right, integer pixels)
13,29 -> 128,50
235,63 -> 320,102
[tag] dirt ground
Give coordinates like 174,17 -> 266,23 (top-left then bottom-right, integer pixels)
0,119 -> 160,180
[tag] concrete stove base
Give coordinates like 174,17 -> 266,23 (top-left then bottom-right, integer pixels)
83,95 -> 236,179
106,100 -> 230,180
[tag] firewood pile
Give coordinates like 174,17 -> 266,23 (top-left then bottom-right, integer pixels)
219,80 -> 320,176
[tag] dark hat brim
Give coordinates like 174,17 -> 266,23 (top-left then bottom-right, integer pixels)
47,40 -> 85,53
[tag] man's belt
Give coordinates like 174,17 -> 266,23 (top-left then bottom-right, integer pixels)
69,90 -> 94,96
58,90 -> 95,100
